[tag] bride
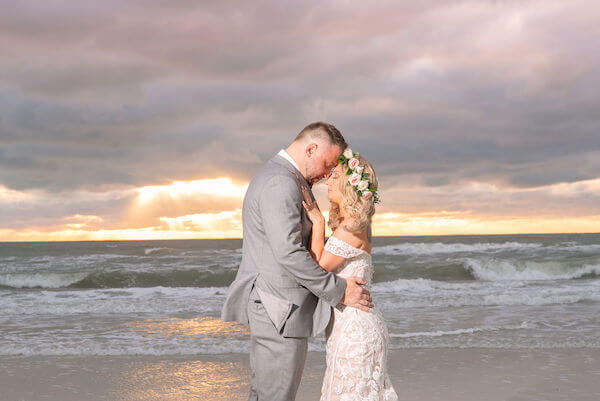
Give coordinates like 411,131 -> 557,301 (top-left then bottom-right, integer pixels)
302,149 -> 398,401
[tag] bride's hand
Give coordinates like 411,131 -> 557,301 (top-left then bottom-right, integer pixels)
301,187 -> 325,225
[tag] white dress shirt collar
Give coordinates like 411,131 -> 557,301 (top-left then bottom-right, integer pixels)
277,149 -> 300,172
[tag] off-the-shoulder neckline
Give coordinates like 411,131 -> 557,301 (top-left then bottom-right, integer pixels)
327,235 -> 371,256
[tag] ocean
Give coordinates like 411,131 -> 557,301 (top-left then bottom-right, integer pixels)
1,234 -> 599,357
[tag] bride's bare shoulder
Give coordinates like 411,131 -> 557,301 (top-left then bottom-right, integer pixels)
332,223 -> 368,251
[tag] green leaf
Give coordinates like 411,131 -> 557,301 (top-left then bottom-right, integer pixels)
346,169 -> 352,175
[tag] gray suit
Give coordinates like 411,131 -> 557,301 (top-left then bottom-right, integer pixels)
221,153 -> 347,400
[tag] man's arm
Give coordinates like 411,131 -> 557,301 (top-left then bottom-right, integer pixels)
259,174 -> 346,306
259,174 -> 373,311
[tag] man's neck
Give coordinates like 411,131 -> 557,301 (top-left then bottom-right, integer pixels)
284,147 -> 301,167
284,146 -> 308,181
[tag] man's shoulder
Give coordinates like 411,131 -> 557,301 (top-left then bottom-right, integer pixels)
252,156 -> 283,175
255,159 -> 298,186
247,160 -> 300,200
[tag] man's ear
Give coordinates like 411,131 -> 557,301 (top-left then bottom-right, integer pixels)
306,143 -> 318,157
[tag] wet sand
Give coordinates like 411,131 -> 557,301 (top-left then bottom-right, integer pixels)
1,348 -> 599,401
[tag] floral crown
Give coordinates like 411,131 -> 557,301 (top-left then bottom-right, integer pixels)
337,148 -> 380,204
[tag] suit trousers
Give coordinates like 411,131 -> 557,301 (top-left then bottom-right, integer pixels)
247,285 -> 308,401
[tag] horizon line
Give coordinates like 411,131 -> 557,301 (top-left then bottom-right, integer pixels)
1,231 -> 599,243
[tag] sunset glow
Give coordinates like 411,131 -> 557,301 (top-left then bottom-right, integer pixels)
136,178 -> 248,204
1,174 -> 599,241
1,0 -> 599,241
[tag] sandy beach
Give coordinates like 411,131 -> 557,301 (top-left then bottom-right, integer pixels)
2,348 -> 599,401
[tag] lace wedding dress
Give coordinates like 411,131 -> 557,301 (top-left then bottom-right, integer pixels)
320,236 -> 398,401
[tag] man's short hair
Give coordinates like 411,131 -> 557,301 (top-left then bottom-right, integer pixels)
294,121 -> 347,150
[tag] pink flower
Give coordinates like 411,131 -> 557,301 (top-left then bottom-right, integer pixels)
348,157 -> 360,169
348,173 -> 361,186
362,191 -> 373,200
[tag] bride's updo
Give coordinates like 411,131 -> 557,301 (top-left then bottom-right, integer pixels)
328,153 -> 378,238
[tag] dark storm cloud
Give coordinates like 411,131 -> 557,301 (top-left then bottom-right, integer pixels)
1,0 -> 599,233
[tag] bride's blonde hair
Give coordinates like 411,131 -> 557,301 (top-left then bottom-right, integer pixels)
328,154 -> 378,239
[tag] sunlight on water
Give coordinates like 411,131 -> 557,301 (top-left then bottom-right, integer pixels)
126,316 -> 249,338
113,359 -> 249,401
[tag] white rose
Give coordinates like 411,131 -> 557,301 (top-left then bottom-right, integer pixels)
343,148 -> 353,159
357,180 -> 369,191
354,165 -> 364,174
362,191 -> 373,200
348,173 -> 361,186
348,157 -> 360,169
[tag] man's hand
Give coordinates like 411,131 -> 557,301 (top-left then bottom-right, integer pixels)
341,276 -> 374,312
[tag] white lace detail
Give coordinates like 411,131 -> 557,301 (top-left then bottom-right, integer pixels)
324,235 -> 367,259
320,236 -> 398,401
324,236 -> 373,290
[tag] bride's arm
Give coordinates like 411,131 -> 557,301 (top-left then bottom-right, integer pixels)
302,192 -> 345,272
307,215 -> 326,263
308,222 -> 347,272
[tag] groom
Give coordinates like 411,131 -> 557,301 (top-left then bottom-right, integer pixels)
221,122 -> 373,401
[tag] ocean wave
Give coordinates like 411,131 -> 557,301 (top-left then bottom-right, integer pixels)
372,241 -> 543,255
0,269 -> 236,289
375,258 -> 600,282
199,248 -> 243,255
0,272 -> 90,289
373,278 -> 600,307
464,259 -> 600,281
143,247 -> 242,257
389,322 -> 529,338
550,244 -> 600,253
1,286 -> 227,315
0,254 -> 129,272
0,314 -> 324,356
143,247 -> 174,256
4,331 -> 599,355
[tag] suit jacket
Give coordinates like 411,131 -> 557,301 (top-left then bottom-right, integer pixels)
221,153 -> 347,337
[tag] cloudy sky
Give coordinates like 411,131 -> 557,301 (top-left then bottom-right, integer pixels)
1,0 -> 599,241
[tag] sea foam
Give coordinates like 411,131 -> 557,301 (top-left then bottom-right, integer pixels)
372,241 -> 543,255
464,259 -> 600,281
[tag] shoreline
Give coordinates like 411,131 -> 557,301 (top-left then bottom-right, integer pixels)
2,348 -> 599,401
